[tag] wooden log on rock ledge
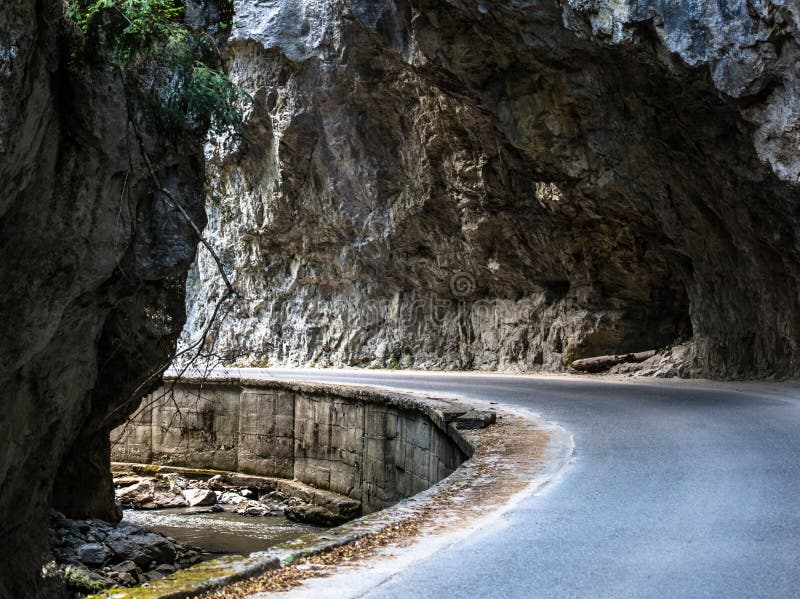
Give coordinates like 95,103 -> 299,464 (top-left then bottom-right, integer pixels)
570,350 -> 657,373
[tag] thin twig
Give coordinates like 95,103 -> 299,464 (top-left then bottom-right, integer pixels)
102,70 -> 243,429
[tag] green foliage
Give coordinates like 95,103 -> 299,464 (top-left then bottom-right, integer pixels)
65,0 -> 248,137
63,566 -> 105,594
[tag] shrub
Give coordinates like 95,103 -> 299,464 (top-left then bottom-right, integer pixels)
65,0 -> 248,138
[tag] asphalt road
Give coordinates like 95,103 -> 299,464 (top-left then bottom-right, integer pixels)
229,368 -> 800,598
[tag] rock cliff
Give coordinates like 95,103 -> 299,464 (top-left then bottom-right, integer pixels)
0,1 -> 206,595
184,0 -> 800,378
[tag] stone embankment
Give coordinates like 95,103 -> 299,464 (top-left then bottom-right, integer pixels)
112,377 -> 488,513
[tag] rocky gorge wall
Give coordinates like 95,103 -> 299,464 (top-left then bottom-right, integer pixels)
0,2 -> 209,596
112,379 -> 469,512
184,0 -> 800,378
4,0 -> 800,596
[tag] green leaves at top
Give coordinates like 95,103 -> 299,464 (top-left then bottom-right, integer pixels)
66,0 -> 248,138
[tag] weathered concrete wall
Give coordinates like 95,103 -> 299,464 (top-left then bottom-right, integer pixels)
112,380 -> 469,513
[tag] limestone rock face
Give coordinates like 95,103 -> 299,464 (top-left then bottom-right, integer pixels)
0,2 -> 205,595
184,0 -> 800,377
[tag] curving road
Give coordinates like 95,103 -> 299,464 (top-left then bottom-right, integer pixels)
227,368 -> 800,598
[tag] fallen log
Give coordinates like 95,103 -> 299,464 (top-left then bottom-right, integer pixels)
570,349 -> 657,373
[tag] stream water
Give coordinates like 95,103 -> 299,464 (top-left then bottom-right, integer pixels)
122,507 -> 325,555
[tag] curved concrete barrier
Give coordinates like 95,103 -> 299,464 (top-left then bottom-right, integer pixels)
112,376 -> 494,513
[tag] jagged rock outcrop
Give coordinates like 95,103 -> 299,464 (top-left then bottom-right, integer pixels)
0,2 -> 206,596
184,0 -> 800,378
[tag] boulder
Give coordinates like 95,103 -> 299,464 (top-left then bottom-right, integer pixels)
235,501 -> 273,517
116,480 -> 188,509
219,491 -> 247,505
105,532 -> 177,567
75,543 -> 110,566
182,488 -> 217,507
285,504 -> 354,527
115,481 -> 154,508
137,533 -> 178,564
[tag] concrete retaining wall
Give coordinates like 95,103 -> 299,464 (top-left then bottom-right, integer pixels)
111,379 -> 470,513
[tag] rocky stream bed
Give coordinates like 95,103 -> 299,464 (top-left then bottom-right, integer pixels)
44,470 -> 352,597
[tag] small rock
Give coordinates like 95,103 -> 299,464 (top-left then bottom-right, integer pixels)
113,475 -> 145,487
207,474 -> 228,490
77,523 -> 92,534
64,565 -> 113,592
111,560 -> 139,574
116,572 -> 136,586
155,563 -> 177,574
454,410 -> 496,430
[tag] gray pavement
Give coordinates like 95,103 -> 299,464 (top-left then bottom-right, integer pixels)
227,368 -> 800,598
